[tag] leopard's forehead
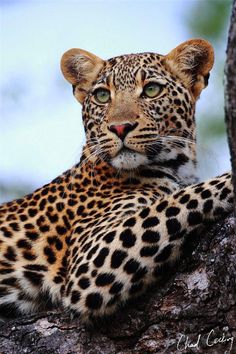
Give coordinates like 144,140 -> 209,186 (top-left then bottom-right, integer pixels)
98,52 -> 166,89
107,52 -> 163,66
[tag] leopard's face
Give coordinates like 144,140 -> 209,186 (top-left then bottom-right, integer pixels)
82,53 -> 195,170
61,40 -> 214,175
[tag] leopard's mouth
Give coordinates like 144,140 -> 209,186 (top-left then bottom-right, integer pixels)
110,147 -> 149,170
117,147 -> 135,155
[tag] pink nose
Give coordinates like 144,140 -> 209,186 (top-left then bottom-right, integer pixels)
108,122 -> 137,141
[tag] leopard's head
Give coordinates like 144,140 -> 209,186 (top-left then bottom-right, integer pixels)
61,39 -> 214,181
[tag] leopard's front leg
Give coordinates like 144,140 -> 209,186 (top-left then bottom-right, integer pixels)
64,172 -> 233,321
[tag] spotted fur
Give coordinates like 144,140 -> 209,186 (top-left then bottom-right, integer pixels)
0,39 -> 233,322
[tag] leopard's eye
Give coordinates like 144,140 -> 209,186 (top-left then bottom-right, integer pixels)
142,82 -> 162,98
94,88 -> 110,104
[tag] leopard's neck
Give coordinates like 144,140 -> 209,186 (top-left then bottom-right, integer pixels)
73,145 -> 198,192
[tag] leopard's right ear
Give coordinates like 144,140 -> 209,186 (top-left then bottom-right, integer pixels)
61,48 -> 104,103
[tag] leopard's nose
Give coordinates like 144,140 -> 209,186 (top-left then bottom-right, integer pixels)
108,122 -> 138,141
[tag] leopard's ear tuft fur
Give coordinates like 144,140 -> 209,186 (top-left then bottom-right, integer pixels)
61,48 -> 104,103
164,39 -> 214,100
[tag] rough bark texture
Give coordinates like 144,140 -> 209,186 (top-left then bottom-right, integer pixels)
225,0 -> 236,218
0,216 -> 235,354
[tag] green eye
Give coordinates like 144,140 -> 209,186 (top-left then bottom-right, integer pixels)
142,82 -> 162,98
94,88 -> 110,104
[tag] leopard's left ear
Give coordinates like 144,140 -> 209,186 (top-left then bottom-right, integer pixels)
61,48 -> 104,103
164,39 -> 214,99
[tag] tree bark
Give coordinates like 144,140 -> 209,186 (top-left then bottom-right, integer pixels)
225,0 -> 236,219
0,216 -> 235,354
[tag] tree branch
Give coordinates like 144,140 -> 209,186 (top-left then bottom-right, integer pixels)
225,0 -> 236,219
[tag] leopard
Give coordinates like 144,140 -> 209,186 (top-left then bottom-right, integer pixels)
0,39 -> 234,323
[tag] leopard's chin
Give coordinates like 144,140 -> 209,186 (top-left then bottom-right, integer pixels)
110,148 -> 148,170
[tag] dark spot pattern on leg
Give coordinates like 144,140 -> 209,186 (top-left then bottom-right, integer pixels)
119,229 -> 136,248
142,217 -> 160,228
154,244 -> 173,262
109,281 -> 123,294
140,245 -> 159,257
166,218 -> 181,235
111,250 -> 128,268
93,247 -> 109,267
187,211 -> 203,226
96,273 -> 115,286
142,230 -> 160,243
71,290 -> 81,304
124,259 -> 140,274
86,292 -> 103,309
